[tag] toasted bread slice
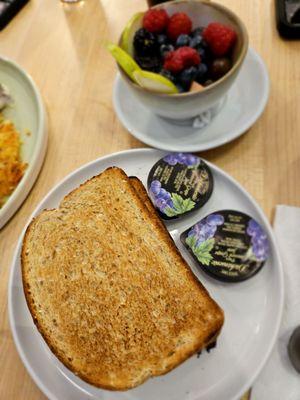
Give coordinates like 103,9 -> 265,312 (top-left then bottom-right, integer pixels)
129,176 -> 221,348
129,176 -> 165,229
22,167 -> 224,391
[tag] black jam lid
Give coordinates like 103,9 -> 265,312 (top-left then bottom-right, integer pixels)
147,153 -> 213,220
181,210 -> 270,282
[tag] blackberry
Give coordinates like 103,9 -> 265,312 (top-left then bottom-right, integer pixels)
133,28 -> 158,57
134,55 -> 161,72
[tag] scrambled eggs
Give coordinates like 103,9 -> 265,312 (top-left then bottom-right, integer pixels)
0,114 -> 27,207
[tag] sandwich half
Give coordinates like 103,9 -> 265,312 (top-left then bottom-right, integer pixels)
21,167 -> 224,390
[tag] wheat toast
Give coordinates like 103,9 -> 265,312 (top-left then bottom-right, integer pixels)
21,167 -> 224,390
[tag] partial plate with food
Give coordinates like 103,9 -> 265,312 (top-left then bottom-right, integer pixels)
0,56 -> 47,229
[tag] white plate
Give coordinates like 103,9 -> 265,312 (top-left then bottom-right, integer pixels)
0,56 -> 47,228
113,48 -> 269,152
9,149 -> 283,400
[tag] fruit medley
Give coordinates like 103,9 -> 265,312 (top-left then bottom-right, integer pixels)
109,8 -> 237,94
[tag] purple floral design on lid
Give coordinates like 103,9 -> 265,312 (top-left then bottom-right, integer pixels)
150,180 -> 174,212
163,153 -> 200,167
149,180 -> 195,217
247,219 -> 269,261
186,214 -> 225,266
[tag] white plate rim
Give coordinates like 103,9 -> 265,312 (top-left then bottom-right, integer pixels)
113,48 -> 270,152
0,55 -> 48,229
8,148 -> 284,400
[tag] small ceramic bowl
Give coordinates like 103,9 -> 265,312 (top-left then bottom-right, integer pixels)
118,0 -> 248,123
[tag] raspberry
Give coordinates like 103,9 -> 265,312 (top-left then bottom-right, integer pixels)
167,12 -> 192,41
176,47 -> 201,67
203,22 -> 237,57
163,51 -> 184,74
143,9 -> 169,33
163,47 -> 200,74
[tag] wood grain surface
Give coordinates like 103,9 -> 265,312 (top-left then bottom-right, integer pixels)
0,0 -> 299,398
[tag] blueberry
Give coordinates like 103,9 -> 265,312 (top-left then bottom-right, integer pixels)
198,63 -> 208,76
160,69 -> 176,83
176,34 -> 190,48
198,47 -> 205,57
157,34 -> 168,46
179,66 -> 198,90
195,63 -> 208,83
197,47 -> 211,63
191,27 -> 204,37
160,44 -> 174,58
190,35 -> 203,49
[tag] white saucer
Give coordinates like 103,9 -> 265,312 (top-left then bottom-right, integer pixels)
113,48 -> 269,152
9,149 -> 283,400
0,56 -> 47,228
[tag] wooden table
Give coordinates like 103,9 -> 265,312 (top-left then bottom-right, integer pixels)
0,0 -> 299,398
